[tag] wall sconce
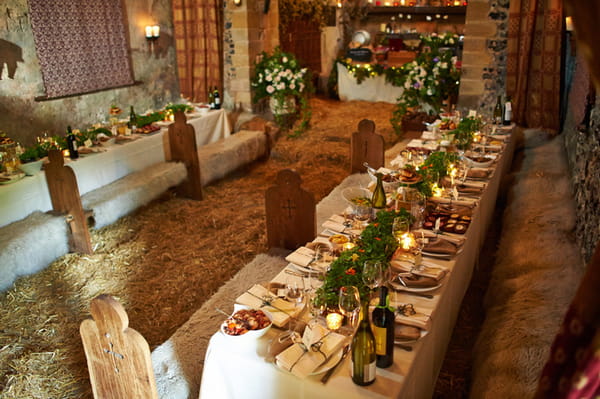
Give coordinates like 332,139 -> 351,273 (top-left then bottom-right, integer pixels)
233,0 -> 242,6
565,16 -> 573,32
145,25 -> 160,40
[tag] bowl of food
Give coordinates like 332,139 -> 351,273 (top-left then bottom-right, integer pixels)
221,308 -> 273,339
464,152 -> 496,168
367,168 -> 401,192
342,187 -> 372,208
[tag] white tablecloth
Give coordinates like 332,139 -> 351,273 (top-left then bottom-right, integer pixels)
0,109 -> 230,228
337,63 -> 404,104
199,126 -> 515,399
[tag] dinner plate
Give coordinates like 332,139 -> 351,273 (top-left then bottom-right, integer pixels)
389,277 -> 442,293
0,172 -> 25,185
274,346 -> 343,375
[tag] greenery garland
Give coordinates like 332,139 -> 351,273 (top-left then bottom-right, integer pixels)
278,0 -> 330,30
314,209 -> 413,308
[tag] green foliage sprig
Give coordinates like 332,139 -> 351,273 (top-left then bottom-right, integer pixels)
279,0 -> 330,30
165,103 -> 194,114
314,209 -> 413,308
452,116 -> 483,150
414,151 -> 459,198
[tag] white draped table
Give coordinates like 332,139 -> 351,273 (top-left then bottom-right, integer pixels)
199,125 -> 515,399
337,63 -> 404,104
0,109 -> 230,228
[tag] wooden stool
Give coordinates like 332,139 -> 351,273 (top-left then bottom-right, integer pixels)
265,169 -> 315,250
350,119 -> 384,174
80,294 -> 158,399
44,149 -> 92,254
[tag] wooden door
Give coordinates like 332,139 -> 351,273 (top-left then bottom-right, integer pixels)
280,18 -> 321,76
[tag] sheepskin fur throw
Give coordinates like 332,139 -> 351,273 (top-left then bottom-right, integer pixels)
0,211 -> 69,292
82,162 -> 187,229
469,131 -> 585,398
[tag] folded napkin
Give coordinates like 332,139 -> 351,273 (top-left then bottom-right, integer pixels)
275,324 -> 346,379
390,255 -> 448,281
321,219 -> 346,233
467,168 -> 491,179
395,305 -> 431,330
456,185 -> 482,195
415,229 -> 465,245
395,324 -> 422,341
236,285 -> 300,327
285,246 -> 315,268
423,238 -> 458,255
429,196 -> 476,207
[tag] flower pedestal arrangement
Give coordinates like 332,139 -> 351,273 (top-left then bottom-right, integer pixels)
251,47 -> 312,137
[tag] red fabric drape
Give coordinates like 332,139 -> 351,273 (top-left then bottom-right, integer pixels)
506,0 -> 563,133
172,0 -> 223,103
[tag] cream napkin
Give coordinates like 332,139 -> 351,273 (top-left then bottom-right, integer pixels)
395,307 -> 431,330
285,246 -> 315,267
390,257 -> 448,281
275,324 -> 346,379
236,285 -> 300,327
321,219 -> 346,233
429,196 -> 476,207
415,229 -> 465,245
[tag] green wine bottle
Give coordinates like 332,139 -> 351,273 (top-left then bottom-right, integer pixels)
372,286 -> 394,368
351,303 -> 376,386
66,125 -> 79,160
493,95 -> 502,125
372,173 -> 387,211
128,106 -> 137,133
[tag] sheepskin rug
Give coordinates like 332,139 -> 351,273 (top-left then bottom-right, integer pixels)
469,130 -> 585,398
81,161 -> 187,229
0,211 -> 69,292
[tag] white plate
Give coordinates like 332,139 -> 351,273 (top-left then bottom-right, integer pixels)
275,346 -> 343,375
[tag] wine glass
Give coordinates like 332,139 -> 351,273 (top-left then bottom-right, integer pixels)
362,260 -> 384,293
285,277 -> 305,308
338,285 -> 361,332
392,217 -> 410,245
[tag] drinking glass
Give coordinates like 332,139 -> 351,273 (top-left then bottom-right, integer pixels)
338,285 -> 361,331
285,277 -> 305,308
392,217 -> 410,245
362,260 -> 384,292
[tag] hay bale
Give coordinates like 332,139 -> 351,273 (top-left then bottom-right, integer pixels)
0,211 -> 69,292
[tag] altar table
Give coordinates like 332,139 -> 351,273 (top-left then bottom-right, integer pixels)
337,63 -> 404,104
199,125 -> 515,399
0,109 -> 230,228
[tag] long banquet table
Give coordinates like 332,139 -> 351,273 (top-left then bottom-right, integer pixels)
0,109 -> 230,228
198,125 -> 515,398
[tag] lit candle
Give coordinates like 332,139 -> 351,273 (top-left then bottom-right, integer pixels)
151,25 -> 160,38
432,183 -> 444,197
326,312 -> 343,330
400,0 -> 406,4
565,16 -> 573,32
145,26 -> 153,38
342,242 -> 356,251
62,149 -> 70,158
400,232 -> 416,251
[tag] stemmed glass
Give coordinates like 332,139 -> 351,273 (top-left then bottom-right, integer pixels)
362,260 -> 384,295
338,285 -> 361,333
392,218 -> 410,244
285,277 -> 305,308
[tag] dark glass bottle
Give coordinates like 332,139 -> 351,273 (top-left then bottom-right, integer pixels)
66,125 -> 79,160
128,106 -> 137,133
351,303 -> 376,386
208,89 -> 214,109
372,173 -> 387,211
213,86 -> 221,110
372,286 -> 394,368
493,95 -> 502,125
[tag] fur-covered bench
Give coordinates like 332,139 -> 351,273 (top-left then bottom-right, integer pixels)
0,211 -> 69,292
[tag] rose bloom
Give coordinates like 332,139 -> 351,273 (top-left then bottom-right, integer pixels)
266,85 -> 275,93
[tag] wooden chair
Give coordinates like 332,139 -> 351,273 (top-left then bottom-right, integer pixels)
265,169 -> 316,250
45,149 -> 93,254
350,119 -> 385,174
167,111 -> 203,200
80,294 -> 158,399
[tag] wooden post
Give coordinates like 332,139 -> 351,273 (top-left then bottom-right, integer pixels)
44,150 -> 93,254
167,111 -> 203,200
265,169 -> 316,250
350,119 -> 385,174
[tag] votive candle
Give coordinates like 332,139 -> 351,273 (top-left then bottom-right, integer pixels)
326,312 -> 343,330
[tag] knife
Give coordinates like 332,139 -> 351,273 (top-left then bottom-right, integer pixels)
321,344 -> 350,384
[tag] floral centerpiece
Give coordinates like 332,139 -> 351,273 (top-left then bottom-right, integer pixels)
314,209 -> 412,309
251,47 -> 312,136
391,33 -> 462,135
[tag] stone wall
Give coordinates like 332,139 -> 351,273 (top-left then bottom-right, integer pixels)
223,0 -> 279,112
0,0 -> 179,146
458,0 -> 509,114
